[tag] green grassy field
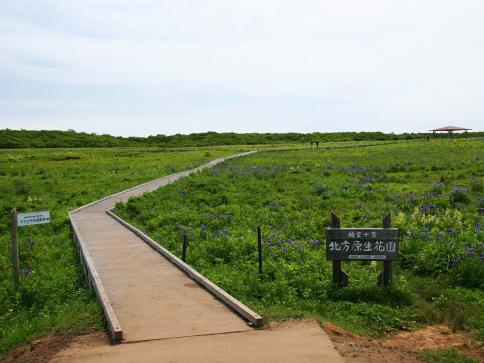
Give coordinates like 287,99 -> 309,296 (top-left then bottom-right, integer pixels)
115,139 -> 483,339
0,146 -> 251,355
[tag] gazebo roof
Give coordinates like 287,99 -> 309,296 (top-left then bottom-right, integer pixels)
430,126 -> 472,132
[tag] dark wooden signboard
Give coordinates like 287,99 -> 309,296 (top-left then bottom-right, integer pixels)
326,212 -> 398,287
326,228 -> 399,261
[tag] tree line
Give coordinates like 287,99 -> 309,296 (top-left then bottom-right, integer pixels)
1,129 -> 481,149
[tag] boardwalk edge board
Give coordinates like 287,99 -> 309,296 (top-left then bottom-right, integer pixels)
106,210 -> 263,327
69,215 -> 123,342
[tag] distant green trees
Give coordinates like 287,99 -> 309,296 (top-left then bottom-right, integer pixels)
0,129 -> 481,149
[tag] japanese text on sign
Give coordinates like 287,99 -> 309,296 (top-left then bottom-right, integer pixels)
326,228 -> 399,261
17,211 -> 50,227
328,240 -> 397,253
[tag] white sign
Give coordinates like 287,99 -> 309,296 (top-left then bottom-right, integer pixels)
17,211 -> 50,227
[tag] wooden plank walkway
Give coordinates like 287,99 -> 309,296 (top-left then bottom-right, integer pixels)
69,153 -> 257,343
60,151 -> 345,362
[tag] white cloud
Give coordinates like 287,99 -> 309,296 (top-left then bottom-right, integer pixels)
0,0 -> 483,135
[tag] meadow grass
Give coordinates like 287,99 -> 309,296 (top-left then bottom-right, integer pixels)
423,348 -> 479,363
0,146 -> 246,355
115,139 -> 483,338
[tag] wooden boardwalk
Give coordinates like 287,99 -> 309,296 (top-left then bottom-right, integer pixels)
69,153 -> 257,342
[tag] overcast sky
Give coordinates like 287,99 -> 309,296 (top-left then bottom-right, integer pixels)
1,1 -> 483,136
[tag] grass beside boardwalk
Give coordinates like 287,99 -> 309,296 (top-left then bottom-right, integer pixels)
0,146 -> 247,356
423,348 -> 480,363
115,139 -> 483,339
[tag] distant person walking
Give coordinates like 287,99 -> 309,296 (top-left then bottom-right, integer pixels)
316,141 -> 319,148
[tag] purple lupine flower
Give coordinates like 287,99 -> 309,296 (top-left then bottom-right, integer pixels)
447,227 -> 456,234
452,187 -> 467,194
314,184 -> 329,193
23,268 -> 32,277
288,240 -> 295,246
407,193 -> 418,204
432,181 -> 444,190
311,239 -> 321,248
359,176 -> 373,184
344,165 -> 366,173
464,246 -> 474,256
250,167 -> 264,173
475,223 -> 481,233
420,204 -> 436,212
449,258 -> 459,267
423,192 -> 436,200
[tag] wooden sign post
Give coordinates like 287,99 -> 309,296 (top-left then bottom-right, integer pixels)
11,209 -> 19,286
10,209 -> 50,286
326,212 -> 398,287
330,213 -> 348,286
378,213 -> 393,286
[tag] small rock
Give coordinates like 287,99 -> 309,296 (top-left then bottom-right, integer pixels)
30,340 -> 40,351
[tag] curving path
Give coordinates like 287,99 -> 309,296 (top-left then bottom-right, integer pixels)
69,152 -> 257,342
60,151 -> 344,362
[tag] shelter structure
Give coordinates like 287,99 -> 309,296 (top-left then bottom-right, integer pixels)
430,126 -> 471,137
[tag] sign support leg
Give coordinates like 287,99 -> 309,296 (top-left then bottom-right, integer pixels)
330,212 -> 348,287
378,212 -> 393,286
11,208 -> 19,286
332,260 -> 348,286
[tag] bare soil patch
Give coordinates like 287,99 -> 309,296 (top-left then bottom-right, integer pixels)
0,333 -> 108,363
324,323 -> 483,362
0,334 -> 71,363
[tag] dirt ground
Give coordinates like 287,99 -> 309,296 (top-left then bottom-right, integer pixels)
324,322 -> 484,362
1,321 -> 483,363
0,333 -> 72,363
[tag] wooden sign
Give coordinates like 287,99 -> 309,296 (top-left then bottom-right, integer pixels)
10,209 -> 51,286
17,211 -> 50,227
326,228 -> 398,261
327,212 -> 397,287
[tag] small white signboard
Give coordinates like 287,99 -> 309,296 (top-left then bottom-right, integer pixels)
17,211 -> 50,227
